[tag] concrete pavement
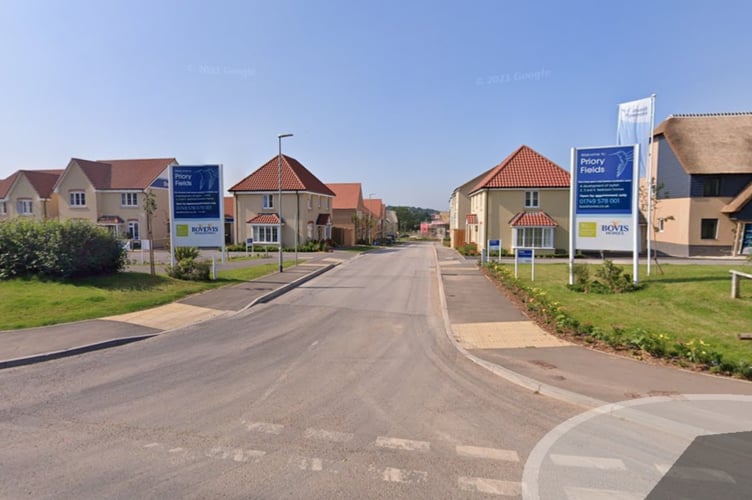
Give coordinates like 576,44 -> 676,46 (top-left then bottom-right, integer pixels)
2,242 -> 751,409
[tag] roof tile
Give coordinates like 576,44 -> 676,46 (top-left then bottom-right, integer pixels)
509,211 -> 559,227
229,155 -> 335,196
472,145 -> 570,192
327,183 -> 363,210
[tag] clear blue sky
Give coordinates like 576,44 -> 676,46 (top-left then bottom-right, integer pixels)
2,0 -> 751,210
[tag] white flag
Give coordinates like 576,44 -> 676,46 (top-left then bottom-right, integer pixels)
617,96 -> 654,177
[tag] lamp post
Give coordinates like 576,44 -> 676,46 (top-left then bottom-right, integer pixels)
278,133 -> 293,272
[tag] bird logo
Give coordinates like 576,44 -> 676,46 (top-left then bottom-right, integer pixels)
610,150 -> 633,178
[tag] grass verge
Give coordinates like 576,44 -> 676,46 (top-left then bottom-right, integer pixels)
0,262 -> 292,330
484,261 -> 752,379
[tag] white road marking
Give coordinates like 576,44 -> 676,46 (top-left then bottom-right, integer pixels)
168,447 -> 184,453
206,446 -> 266,463
550,454 -> 626,470
382,467 -> 428,484
564,486 -> 642,500
655,463 -> 736,483
244,421 -> 284,435
456,444 -> 519,462
375,436 -> 431,452
144,442 -> 161,449
308,340 -> 319,351
457,477 -> 521,496
304,428 -> 354,443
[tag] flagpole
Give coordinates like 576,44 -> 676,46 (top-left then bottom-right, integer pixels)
646,93 -> 656,275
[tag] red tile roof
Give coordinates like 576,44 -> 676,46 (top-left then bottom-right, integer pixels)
224,197 -> 234,218
0,170 -> 64,199
363,198 -> 384,218
24,170 -> 63,198
97,215 -> 125,224
229,155 -> 335,196
326,182 -> 363,210
509,211 -> 559,227
0,171 -> 20,198
67,158 -> 175,191
472,145 -> 569,192
247,213 -> 282,224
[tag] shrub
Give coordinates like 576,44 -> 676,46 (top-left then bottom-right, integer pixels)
458,242 -> 479,256
0,219 -> 125,279
165,257 -> 211,280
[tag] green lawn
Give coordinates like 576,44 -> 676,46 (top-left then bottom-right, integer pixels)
0,262 -> 292,330
510,262 -> 752,364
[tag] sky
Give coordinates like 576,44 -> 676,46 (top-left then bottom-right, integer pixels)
2,0 -> 752,211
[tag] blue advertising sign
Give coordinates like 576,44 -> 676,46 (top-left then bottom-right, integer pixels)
172,166 -> 221,219
517,248 -> 533,260
488,239 -> 500,248
169,165 -> 225,249
575,145 -> 634,215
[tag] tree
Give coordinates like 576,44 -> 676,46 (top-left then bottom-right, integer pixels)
143,189 -> 157,276
639,180 -> 672,274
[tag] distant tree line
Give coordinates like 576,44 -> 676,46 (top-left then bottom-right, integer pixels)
388,206 -> 438,232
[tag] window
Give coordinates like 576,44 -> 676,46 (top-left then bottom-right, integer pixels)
700,219 -> 718,240
252,225 -> 279,243
121,193 -> 138,207
128,221 -> 140,240
658,218 -> 665,232
525,191 -> 539,208
263,194 -> 274,209
307,196 -> 312,209
324,197 -> 330,210
70,191 -> 86,207
515,227 -> 554,248
703,177 -> 720,197
318,196 -> 321,208
16,199 -> 33,215
0,201 -> 6,214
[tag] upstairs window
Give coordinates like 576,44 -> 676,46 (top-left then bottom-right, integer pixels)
263,194 -> 274,209
70,191 -> 86,207
0,201 -> 6,214
703,177 -> 721,197
121,193 -> 138,207
325,197 -> 330,210
308,196 -> 313,210
17,199 -> 33,215
525,191 -> 539,208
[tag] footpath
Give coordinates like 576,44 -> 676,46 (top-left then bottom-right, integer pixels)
2,244 -> 752,409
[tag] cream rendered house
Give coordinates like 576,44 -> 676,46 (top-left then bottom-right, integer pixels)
229,155 -> 334,248
0,169 -> 62,220
53,158 -> 176,246
467,145 -> 570,254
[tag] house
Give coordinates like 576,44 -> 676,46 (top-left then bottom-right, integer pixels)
229,154 -> 334,249
449,167 -> 495,248
53,158 -> 176,246
364,197 -> 386,243
0,169 -> 63,220
224,196 -> 235,245
385,209 -> 399,236
326,182 -> 366,246
651,112 -> 752,256
466,145 -> 570,254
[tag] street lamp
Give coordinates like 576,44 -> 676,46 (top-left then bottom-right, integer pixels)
278,133 -> 293,272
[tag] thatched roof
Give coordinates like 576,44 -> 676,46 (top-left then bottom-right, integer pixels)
654,112 -> 752,174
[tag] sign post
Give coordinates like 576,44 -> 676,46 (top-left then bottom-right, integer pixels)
569,145 -> 639,284
488,239 -> 501,263
515,248 -> 535,280
169,164 -> 225,266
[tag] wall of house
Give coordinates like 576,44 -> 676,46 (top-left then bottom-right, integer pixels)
655,137 -> 690,200
2,175 -> 37,219
484,188 -> 570,253
469,191 -> 487,248
57,164 -> 98,223
688,197 -> 735,255
330,208 -> 357,246
234,192 -> 332,247
652,197 -> 689,256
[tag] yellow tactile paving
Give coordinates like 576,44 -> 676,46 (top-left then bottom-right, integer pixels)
452,321 -> 570,349
104,303 -> 226,331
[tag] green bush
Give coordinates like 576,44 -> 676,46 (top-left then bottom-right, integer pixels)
457,242 -> 479,256
174,246 -> 200,261
0,219 -> 125,279
165,257 -> 211,280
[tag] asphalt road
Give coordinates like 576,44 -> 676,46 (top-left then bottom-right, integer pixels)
0,243 -> 579,499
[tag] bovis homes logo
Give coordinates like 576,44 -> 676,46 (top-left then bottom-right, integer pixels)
601,220 -> 629,236
191,223 -> 219,235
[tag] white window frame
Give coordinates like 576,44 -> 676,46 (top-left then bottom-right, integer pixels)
324,197 -> 330,210
318,196 -> 321,208
514,226 -> 554,249
525,191 -> 539,208
128,220 -> 140,240
658,218 -> 664,232
121,192 -> 139,207
16,198 -> 33,215
252,224 -> 279,244
263,194 -> 274,209
70,191 -> 86,207
307,196 -> 313,210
